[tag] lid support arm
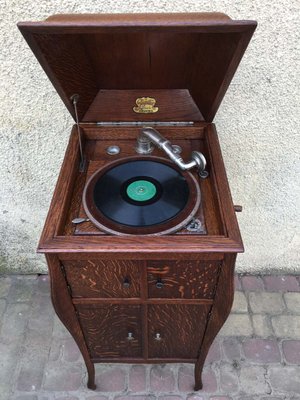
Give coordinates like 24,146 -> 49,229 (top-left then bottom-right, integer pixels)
71,94 -> 86,172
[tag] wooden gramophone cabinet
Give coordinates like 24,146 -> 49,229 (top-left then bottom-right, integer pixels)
18,13 -> 256,390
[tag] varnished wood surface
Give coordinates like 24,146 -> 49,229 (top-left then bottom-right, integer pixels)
18,15 -> 256,122
194,253 -> 235,390
148,304 -> 210,359
64,260 -> 141,298
59,252 -> 224,261
147,260 -> 220,299
83,89 -> 203,122
46,254 -> 96,389
76,304 -> 143,359
72,298 -> 213,305
37,123 -> 243,253
19,11 -> 255,392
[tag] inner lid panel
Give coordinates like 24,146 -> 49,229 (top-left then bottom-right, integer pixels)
18,15 -> 256,122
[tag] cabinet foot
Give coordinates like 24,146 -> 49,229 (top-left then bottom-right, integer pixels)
194,382 -> 203,391
87,381 -> 97,390
194,361 -> 203,391
87,362 -> 96,390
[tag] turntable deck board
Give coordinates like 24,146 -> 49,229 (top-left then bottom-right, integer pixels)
62,132 -> 223,237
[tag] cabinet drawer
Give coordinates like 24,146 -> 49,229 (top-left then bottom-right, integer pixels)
76,304 -> 142,359
147,260 -> 220,299
148,304 -> 210,359
63,260 -> 141,298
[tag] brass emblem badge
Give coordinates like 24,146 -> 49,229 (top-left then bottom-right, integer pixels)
133,97 -> 159,114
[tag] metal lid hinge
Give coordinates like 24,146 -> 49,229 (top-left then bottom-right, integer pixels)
71,94 -> 86,172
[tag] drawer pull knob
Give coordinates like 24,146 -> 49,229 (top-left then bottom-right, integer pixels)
123,277 -> 131,289
127,332 -> 134,341
156,279 -> 164,289
154,333 -> 162,341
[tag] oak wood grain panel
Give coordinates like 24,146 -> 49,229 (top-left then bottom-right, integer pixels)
147,260 -> 220,299
82,89 -> 203,122
63,260 -> 141,298
46,254 -> 96,389
194,253 -> 235,390
82,124 -> 206,141
76,304 -> 142,358
148,304 -> 210,359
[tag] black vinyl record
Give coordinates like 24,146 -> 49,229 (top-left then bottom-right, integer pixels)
93,160 -> 189,227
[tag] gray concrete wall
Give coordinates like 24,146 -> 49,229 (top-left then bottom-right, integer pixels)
0,1 -> 299,274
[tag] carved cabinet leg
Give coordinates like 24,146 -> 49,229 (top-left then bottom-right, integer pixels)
46,254 -> 96,390
194,254 -> 236,391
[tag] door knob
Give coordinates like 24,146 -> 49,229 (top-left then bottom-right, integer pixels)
127,332 -> 134,341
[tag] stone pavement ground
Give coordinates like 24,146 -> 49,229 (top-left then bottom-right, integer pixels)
0,274 -> 300,400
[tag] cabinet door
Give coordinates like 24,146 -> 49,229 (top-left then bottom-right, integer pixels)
147,260 -> 220,299
76,304 -> 142,359
63,260 -> 141,298
148,304 -> 210,359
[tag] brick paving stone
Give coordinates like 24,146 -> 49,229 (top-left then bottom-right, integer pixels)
284,292 -> 300,313
28,294 -> 54,334
222,338 -> 242,361
62,337 -> 81,362
150,365 -> 176,391
129,365 -> 146,392
210,397 -> 232,400
231,292 -> 248,313
234,275 -> 242,291
263,275 -> 299,292
36,274 -> 50,295
49,337 -> 81,363
52,314 -> 71,338
115,397 -> 155,400
241,275 -> 264,291
235,397 -> 256,400
249,292 -> 285,314
54,397 -> 80,400
178,366 -> 217,393
43,364 -> 82,391
186,396 -> 205,400
251,314 -> 273,337
0,302 -> 30,342
85,397 -> 109,400
0,276 -> 11,298
7,276 -> 35,302
260,397 -> 282,400
95,366 -> 126,392
282,340 -> 300,363
239,365 -> 270,394
159,397 -> 184,400
269,366 -> 300,393
205,340 -> 221,363
17,362 -> 45,391
219,363 -> 239,393
0,299 -> 6,318
219,314 -> 253,336
271,315 -> 300,339
242,339 -> 281,363
0,341 -> 22,400
48,338 -> 63,361
16,345 -> 48,392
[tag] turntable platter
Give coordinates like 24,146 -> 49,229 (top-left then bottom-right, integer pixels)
83,157 -> 201,235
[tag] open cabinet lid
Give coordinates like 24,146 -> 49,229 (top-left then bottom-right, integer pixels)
18,13 -> 256,123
